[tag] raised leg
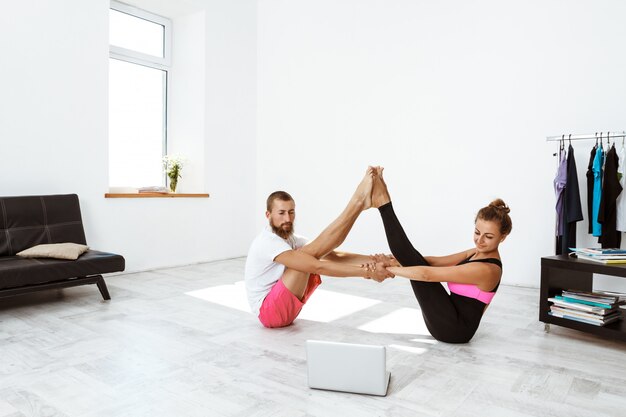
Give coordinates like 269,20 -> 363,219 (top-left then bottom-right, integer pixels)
374,167 -> 429,267
299,168 -> 373,259
281,168 -> 373,299
374,170 -> 473,341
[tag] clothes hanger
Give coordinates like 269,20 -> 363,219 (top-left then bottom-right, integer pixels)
600,132 -> 604,149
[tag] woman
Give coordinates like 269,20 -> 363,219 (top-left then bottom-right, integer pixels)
370,167 -> 512,343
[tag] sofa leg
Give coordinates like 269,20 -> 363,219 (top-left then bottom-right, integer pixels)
96,276 -> 111,300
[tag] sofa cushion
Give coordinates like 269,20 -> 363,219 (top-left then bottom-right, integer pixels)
0,194 -> 86,256
16,243 -> 89,260
0,250 -> 125,290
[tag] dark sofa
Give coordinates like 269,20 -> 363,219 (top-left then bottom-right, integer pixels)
0,194 -> 125,300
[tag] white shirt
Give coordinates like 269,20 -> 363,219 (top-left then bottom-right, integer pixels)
244,227 -> 308,315
616,145 -> 626,231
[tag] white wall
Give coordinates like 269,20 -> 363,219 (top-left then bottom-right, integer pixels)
0,0 -> 257,272
4,0 -> 626,289
256,0 -> 626,288
170,10 -> 206,193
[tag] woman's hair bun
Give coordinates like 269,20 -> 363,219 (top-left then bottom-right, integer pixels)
489,198 -> 510,214
477,198 -> 512,235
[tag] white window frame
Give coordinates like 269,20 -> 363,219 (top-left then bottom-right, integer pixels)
109,0 -> 172,186
109,1 -> 172,68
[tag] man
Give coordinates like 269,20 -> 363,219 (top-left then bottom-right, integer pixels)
245,168 -> 392,328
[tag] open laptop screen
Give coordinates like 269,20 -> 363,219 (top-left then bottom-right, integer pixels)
306,340 -> 391,396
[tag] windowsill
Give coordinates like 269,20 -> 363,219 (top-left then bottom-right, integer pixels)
104,193 -> 209,198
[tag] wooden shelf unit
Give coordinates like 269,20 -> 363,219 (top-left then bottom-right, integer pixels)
540,255 -> 626,341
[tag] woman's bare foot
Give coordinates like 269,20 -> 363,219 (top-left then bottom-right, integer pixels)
371,166 -> 391,208
352,167 -> 374,210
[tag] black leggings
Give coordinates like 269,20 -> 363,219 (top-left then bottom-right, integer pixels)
378,202 -> 484,343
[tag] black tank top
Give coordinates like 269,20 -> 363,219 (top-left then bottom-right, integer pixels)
456,256 -> 502,292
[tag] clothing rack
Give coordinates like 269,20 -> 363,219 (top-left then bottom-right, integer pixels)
546,131 -> 626,142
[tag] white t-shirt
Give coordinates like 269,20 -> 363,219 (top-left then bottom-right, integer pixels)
616,146 -> 626,231
244,226 -> 308,316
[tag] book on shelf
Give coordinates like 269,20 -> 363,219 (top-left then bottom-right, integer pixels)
547,297 -> 617,315
593,290 -> 626,302
560,296 -> 614,309
577,253 -> 626,259
549,306 -> 621,321
138,186 -> 169,194
562,290 -> 619,304
575,254 -> 626,264
572,248 -> 626,255
548,311 -> 622,326
547,289 -> 624,326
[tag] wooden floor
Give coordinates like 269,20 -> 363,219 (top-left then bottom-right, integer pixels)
1,257 -> 626,417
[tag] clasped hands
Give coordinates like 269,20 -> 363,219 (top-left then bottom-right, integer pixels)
361,253 -> 399,282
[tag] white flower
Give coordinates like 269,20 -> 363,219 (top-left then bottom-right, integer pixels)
162,155 -> 185,173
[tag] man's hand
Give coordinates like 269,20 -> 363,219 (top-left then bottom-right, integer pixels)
370,253 -> 400,268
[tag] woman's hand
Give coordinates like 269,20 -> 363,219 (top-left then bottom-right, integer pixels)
360,261 -> 395,282
369,253 -> 400,267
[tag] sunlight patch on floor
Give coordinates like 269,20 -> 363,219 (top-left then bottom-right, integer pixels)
409,337 -> 438,345
185,281 -> 381,323
388,344 -> 429,354
358,307 -> 430,335
185,281 -> 251,313
299,289 -> 381,323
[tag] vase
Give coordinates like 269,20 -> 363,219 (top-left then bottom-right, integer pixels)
169,177 -> 178,193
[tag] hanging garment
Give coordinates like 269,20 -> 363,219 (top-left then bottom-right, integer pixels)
554,150 -> 567,246
617,145 -> 626,231
592,147 -> 605,237
586,146 -> 597,234
599,145 -> 623,248
559,144 -> 584,254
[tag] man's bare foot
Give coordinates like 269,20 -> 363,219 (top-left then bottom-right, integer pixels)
371,166 -> 391,208
352,167 -> 374,210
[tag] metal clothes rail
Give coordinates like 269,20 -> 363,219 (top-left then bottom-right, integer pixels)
546,131 -> 626,142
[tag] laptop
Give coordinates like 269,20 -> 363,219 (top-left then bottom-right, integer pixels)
306,340 -> 391,396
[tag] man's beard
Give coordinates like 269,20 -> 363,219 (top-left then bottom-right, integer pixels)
271,222 -> 294,239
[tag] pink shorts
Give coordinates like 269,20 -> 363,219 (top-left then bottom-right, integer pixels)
258,274 -> 322,328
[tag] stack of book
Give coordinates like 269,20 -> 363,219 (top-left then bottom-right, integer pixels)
138,186 -> 169,194
571,248 -> 626,264
548,290 -> 624,326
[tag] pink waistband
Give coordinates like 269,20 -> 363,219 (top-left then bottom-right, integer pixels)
448,282 -> 495,304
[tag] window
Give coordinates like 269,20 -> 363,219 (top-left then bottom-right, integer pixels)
108,1 -> 171,188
